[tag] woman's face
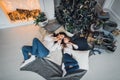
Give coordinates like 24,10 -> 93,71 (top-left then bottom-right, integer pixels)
57,34 -> 65,40
63,37 -> 70,43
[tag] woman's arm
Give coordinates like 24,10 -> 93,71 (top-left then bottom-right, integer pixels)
70,42 -> 78,49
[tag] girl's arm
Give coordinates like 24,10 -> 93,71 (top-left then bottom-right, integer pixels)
70,42 -> 78,49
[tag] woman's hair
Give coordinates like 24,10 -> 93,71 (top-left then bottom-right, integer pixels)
52,32 -> 67,37
52,32 -> 67,44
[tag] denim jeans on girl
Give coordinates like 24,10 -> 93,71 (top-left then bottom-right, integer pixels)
22,38 -> 49,60
63,53 -> 79,74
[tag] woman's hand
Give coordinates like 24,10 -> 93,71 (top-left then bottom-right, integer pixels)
53,37 -> 62,44
54,37 -> 59,41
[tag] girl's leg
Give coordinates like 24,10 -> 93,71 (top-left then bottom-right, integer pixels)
63,53 -> 79,74
32,38 -> 49,58
22,46 -> 32,60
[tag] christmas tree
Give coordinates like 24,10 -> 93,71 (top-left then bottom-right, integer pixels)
55,0 -> 119,52
55,0 -> 98,34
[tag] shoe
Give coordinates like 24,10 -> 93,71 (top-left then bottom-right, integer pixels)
20,55 -> 36,68
103,21 -> 117,32
107,45 -> 117,52
28,55 -> 36,62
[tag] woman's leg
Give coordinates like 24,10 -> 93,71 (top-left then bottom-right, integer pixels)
63,53 -> 78,67
63,53 -> 79,74
32,38 -> 49,58
21,46 -> 35,68
22,46 -> 32,60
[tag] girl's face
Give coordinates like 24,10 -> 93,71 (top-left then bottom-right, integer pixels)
57,34 -> 65,40
63,37 -> 70,43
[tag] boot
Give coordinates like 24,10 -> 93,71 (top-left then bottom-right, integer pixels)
103,21 -> 118,32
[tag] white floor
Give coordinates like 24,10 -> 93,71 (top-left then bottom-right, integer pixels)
0,25 -> 120,80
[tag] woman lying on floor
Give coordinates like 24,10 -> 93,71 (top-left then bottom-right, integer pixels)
20,32 -> 67,68
61,35 -> 81,77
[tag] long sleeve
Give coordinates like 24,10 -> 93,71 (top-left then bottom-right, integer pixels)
43,34 -> 62,52
63,44 -> 73,55
72,44 -> 78,49
43,34 -> 54,50
50,42 -> 62,52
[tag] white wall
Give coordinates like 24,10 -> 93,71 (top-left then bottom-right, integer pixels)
54,0 -> 61,7
43,0 -> 55,20
110,0 -> 120,27
0,7 -> 9,25
0,0 -> 55,29
103,0 -> 120,28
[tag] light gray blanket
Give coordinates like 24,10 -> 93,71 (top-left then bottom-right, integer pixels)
20,58 -> 87,80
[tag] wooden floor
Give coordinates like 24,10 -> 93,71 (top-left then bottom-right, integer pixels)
0,25 -> 120,80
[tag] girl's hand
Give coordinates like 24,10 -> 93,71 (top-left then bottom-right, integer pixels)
54,37 -> 59,41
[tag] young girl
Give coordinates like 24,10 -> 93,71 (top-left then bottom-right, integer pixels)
61,36 -> 80,77
20,32 -> 66,68
62,36 -> 78,55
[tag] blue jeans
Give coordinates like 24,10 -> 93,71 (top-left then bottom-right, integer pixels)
22,38 -> 49,60
63,53 -> 79,74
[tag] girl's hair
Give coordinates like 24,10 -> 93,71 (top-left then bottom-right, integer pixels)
61,35 -> 71,48
52,32 -> 67,44
61,35 -> 71,53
